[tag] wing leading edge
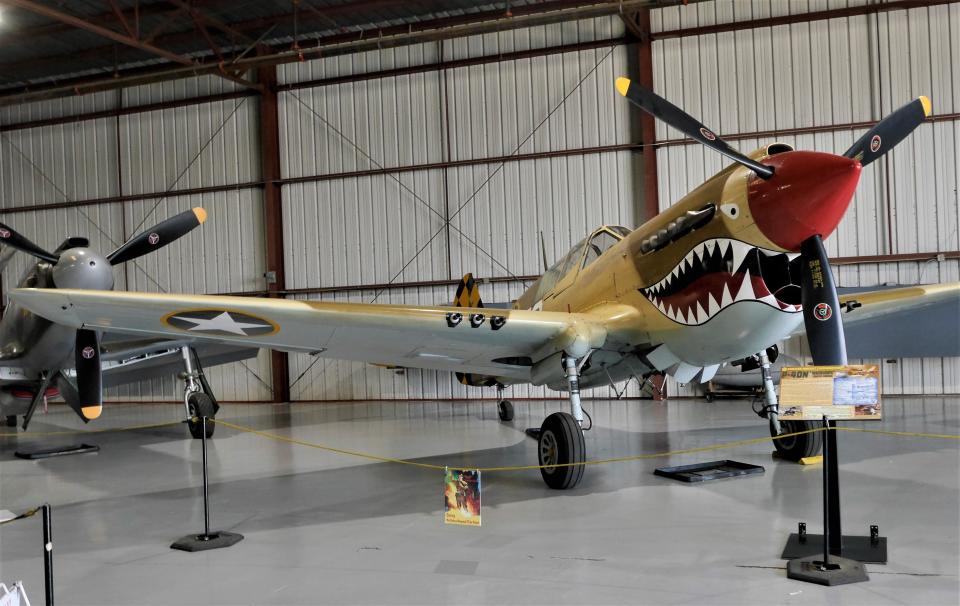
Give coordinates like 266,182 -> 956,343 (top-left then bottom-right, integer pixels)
10,289 -> 608,382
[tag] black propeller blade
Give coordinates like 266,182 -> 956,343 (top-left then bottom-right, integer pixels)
799,235 -> 847,366
106,207 -> 207,265
0,221 -> 59,264
73,328 -> 103,422
843,96 -> 930,167
615,77 -> 774,180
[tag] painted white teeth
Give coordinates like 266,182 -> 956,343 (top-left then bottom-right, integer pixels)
645,238 -> 805,323
730,240 -> 750,272
735,270 -> 754,301
708,293 -> 720,316
696,301 -> 708,324
721,283 -> 733,307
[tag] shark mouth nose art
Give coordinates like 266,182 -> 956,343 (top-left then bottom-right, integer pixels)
639,238 -> 802,325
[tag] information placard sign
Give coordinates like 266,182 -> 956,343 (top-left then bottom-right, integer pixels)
779,365 -> 881,421
444,469 -> 481,526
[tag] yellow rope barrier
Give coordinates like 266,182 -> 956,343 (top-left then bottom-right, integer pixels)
213,420 -> 958,472
833,426 -> 960,440
2,417 -> 957,473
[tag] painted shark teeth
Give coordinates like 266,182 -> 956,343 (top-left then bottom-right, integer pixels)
638,237 -> 802,326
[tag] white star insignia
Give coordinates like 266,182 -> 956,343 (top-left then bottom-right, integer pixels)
173,312 -> 265,336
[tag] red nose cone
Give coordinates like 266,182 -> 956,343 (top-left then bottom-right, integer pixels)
747,151 -> 861,251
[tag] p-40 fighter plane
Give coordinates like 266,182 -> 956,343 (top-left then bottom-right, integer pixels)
11,78 -> 959,489
0,208 -> 254,438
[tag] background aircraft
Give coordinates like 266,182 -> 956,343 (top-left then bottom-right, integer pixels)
11,78 -> 958,489
0,208 -> 253,438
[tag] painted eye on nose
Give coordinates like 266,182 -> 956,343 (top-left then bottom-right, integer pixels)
720,203 -> 740,219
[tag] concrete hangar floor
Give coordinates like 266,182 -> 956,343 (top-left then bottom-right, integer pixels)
0,397 -> 957,605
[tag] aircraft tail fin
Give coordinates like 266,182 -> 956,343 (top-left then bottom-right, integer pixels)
452,273 -> 496,387
452,273 -> 484,308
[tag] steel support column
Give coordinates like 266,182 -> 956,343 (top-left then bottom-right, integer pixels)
630,8 -> 665,401
257,64 -> 290,403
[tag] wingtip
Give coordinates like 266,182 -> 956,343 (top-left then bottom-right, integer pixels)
615,76 -> 631,97
919,95 -> 931,117
192,207 -> 208,224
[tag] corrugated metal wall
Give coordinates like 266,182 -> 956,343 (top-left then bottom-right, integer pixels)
651,1 -> 960,395
0,75 -> 273,401
0,4 -> 955,404
278,16 -> 640,400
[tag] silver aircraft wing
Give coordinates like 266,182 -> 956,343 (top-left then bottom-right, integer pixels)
792,282 -> 960,359
10,288 -> 608,382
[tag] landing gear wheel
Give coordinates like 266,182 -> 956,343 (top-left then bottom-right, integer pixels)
187,392 -> 216,440
5,415 -> 17,428
771,419 -> 822,461
537,412 -> 585,490
497,400 -> 514,422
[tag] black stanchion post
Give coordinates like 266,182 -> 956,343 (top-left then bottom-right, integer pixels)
201,416 -> 211,538
821,418 -> 831,570
826,418 -> 842,555
786,419 -> 868,585
42,503 -> 53,606
171,416 -> 243,552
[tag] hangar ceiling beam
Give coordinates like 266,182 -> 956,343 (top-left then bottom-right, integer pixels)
0,0 -> 684,105
651,0 -> 952,40
0,0 -> 263,91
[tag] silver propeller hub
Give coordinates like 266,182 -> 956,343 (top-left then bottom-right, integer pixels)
51,248 -> 115,290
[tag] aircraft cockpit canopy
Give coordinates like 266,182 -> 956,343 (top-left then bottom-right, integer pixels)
535,225 -> 631,300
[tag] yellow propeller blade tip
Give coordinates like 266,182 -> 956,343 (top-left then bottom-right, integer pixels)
81,405 -> 102,420
919,95 -> 931,117
192,207 -> 208,224
615,77 -> 631,97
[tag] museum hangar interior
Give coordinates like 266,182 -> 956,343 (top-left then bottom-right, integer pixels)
0,1 -> 957,604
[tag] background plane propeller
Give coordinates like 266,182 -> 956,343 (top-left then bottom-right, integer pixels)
0,207 -> 208,423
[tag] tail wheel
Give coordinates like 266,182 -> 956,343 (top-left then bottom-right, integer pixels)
538,412 -> 585,490
497,400 -> 514,422
187,392 -> 216,440
771,419 -> 822,461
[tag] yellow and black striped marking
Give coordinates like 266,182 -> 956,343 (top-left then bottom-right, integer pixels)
453,273 -> 484,308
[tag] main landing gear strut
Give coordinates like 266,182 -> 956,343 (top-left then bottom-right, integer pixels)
536,354 -> 587,490
760,349 -> 822,460
180,347 -> 218,440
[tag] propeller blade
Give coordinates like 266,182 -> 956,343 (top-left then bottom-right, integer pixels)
0,222 -> 58,264
843,96 -> 930,167
615,77 -> 774,180
106,207 -> 207,265
799,235 -> 847,366
73,329 -> 103,422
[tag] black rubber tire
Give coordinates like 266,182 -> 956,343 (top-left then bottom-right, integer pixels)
5,415 -> 17,428
497,400 -> 514,422
771,419 -> 822,461
187,393 -> 216,439
537,412 -> 585,489
705,393 -> 715,403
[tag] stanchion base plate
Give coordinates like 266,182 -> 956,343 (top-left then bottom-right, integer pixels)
782,533 -> 887,563
171,531 -> 243,552
787,555 -> 869,586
